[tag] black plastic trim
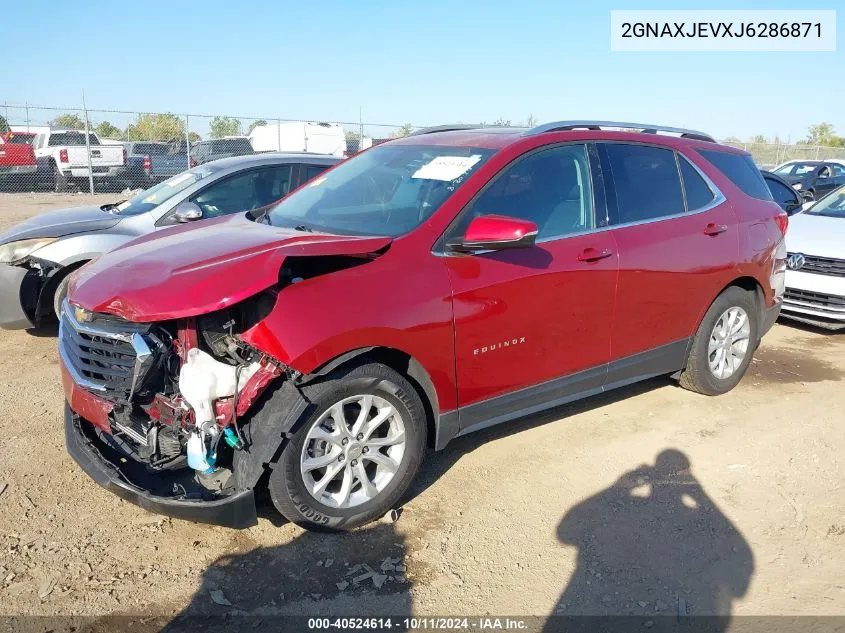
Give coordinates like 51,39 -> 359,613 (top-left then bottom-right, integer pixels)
65,405 -> 258,528
434,338 -> 691,450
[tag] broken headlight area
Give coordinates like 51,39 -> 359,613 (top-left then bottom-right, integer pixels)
61,291 -> 285,495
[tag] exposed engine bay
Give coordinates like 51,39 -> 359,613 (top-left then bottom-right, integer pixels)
60,290 -> 286,496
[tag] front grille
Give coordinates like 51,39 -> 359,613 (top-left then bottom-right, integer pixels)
59,303 -> 153,405
784,288 -> 845,309
788,253 -> 845,277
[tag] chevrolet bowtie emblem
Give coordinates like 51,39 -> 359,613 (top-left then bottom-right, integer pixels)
74,306 -> 93,323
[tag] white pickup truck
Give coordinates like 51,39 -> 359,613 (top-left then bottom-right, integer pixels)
32,129 -> 126,192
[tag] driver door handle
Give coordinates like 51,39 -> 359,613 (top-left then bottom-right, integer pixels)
577,247 -> 613,262
703,223 -> 728,236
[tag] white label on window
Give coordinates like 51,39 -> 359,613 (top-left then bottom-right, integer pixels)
412,155 -> 482,181
166,173 -> 194,188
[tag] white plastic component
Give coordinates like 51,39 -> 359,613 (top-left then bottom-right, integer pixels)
186,431 -> 214,472
178,348 -> 260,430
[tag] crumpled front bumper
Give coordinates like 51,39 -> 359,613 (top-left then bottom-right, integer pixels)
64,404 -> 258,529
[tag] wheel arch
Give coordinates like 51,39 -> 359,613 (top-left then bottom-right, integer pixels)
689,275 -> 765,355
301,346 -> 440,449
34,259 -> 90,321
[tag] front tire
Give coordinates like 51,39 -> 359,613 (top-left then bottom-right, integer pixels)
268,362 -> 427,531
679,286 -> 759,396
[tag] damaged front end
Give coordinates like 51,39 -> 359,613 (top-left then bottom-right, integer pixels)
0,256 -> 62,329
59,292 -> 287,528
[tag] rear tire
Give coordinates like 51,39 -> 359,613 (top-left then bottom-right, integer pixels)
267,362 -> 427,531
679,286 -> 759,396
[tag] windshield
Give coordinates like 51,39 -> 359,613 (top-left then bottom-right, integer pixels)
114,165 -> 218,215
773,162 -> 817,176
3,134 -> 34,145
267,144 -> 494,237
132,143 -> 168,156
804,186 -> 845,219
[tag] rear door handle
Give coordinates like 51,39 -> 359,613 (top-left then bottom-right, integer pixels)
577,247 -> 613,262
703,223 -> 728,236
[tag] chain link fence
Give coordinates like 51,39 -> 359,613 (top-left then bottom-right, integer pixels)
2,101 -> 844,193
0,103 -> 416,193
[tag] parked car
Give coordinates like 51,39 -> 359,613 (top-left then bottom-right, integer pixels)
771,161 -> 845,201
123,141 -> 190,189
191,137 -> 254,165
780,184 -> 845,330
57,121 -> 787,531
32,129 -> 126,192
0,153 -> 340,330
0,132 -> 38,190
761,170 -> 805,215
249,122 -> 347,157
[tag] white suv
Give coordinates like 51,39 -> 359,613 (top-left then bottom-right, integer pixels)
782,184 -> 845,330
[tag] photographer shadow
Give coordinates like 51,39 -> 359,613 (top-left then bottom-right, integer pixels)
545,449 -> 754,632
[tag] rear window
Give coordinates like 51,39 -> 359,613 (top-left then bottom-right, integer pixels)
132,143 -> 167,156
211,138 -> 253,154
48,132 -> 100,146
601,143 -> 685,224
3,134 -> 34,145
698,149 -> 772,201
679,156 -> 716,211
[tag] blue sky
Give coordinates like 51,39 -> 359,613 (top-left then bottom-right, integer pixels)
3,0 -> 842,141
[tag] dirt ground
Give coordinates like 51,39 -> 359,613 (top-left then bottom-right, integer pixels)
0,193 -> 844,627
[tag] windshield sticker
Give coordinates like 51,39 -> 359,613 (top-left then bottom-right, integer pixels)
308,176 -> 327,187
412,155 -> 482,181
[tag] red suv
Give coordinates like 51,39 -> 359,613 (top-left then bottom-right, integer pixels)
60,121 -> 787,531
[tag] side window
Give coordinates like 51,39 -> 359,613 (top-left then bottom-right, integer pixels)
698,149 -> 773,201
602,144 -> 684,224
303,164 -> 329,183
831,164 -> 845,177
678,156 -> 716,211
765,178 -> 800,210
191,166 -> 293,218
459,144 -> 594,241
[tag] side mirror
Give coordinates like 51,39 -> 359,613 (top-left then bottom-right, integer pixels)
173,202 -> 203,223
799,189 -> 815,203
452,215 -> 538,252
784,198 -> 802,215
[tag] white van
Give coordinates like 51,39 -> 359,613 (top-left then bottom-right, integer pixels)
249,122 -> 347,157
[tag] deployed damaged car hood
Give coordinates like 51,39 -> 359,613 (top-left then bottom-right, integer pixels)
0,205 -> 123,245
68,214 -> 392,322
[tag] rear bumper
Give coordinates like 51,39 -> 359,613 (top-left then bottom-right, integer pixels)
0,264 -> 34,329
66,166 -> 124,179
64,402 -> 258,529
0,165 -> 37,176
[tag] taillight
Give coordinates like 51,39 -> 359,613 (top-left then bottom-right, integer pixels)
123,148 -> 128,164
189,158 -> 197,168
59,149 -> 68,163
143,155 -> 151,171
775,211 -> 789,236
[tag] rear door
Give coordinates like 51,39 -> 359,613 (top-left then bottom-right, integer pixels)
444,143 -> 618,429
598,142 -> 738,380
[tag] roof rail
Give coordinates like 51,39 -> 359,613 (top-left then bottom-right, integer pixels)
525,120 -> 715,143
408,124 -> 491,136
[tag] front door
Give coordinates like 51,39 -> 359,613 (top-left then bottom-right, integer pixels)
442,143 -> 618,432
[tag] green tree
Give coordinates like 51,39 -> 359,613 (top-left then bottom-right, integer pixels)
94,121 -> 122,140
390,123 -> 414,138
50,113 -> 86,130
247,119 -> 267,134
188,131 -> 202,143
209,116 -> 241,139
492,117 -> 512,126
127,113 -> 185,141
749,134 -> 768,144
722,136 -> 743,145
806,122 -> 836,145
0,115 -> 9,134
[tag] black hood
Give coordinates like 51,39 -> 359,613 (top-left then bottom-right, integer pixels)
0,205 -> 123,245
